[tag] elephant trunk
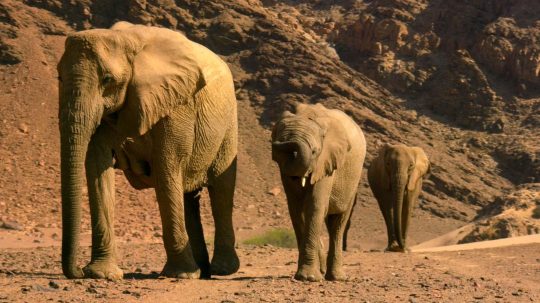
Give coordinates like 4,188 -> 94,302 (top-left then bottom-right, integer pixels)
392,168 -> 407,249
59,88 -> 102,278
272,141 -> 312,176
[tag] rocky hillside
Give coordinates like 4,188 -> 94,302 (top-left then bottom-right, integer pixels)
0,0 -> 538,248
459,183 -> 540,243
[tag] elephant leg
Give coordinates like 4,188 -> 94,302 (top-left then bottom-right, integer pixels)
325,210 -> 350,281
282,175 -> 325,277
401,191 -> 419,252
378,196 -> 399,252
285,188 -> 305,267
83,126 -> 123,280
295,206 -> 325,282
295,179 -> 331,282
342,196 -> 357,252
157,182 -> 199,279
401,196 -> 410,251
208,159 -> 239,276
184,189 -> 211,279
318,238 -> 327,275
155,172 -> 199,278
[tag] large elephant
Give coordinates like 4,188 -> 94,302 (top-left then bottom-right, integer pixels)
57,22 -> 239,280
368,144 -> 430,252
271,103 -> 366,281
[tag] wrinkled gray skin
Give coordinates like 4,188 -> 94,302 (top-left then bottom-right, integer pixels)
58,22 -> 239,280
272,103 -> 366,281
368,144 -> 430,252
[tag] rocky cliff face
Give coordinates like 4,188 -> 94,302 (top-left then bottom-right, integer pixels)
331,0 -> 539,132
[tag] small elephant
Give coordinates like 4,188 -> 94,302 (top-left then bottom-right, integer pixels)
368,144 -> 430,252
271,103 -> 366,281
57,22 -> 239,279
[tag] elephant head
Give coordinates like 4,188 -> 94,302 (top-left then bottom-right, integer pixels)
381,144 -> 430,249
57,22 -> 213,278
271,103 -> 351,186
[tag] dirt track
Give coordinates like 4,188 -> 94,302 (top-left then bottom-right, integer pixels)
0,242 -> 539,302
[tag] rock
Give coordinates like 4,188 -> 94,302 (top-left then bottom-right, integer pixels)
207,11 -> 255,55
459,184 -> 540,244
17,123 -> 29,134
473,294 -> 484,299
48,281 -> 60,289
267,187 -> 282,196
512,290 -> 522,296
332,0 -> 538,132
473,18 -> 540,86
0,39 -> 22,65
1,220 -> 24,231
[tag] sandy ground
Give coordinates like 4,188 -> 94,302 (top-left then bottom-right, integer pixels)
412,233 -> 540,252
0,240 -> 539,302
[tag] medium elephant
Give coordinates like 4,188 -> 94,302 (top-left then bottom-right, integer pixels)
57,22 -> 239,280
271,103 -> 366,281
368,144 -> 430,252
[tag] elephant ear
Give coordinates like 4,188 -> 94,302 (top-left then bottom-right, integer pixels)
407,147 -> 430,191
310,117 -> 351,184
116,25 -> 215,136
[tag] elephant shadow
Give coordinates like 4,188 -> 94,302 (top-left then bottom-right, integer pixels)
231,275 -> 291,281
123,273 -> 289,281
1,270 -> 62,279
123,272 -> 161,280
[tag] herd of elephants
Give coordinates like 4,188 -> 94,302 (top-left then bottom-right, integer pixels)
56,22 -> 430,282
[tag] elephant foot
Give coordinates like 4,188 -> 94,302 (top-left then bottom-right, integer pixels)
211,246 -> 240,276
294,265 -> 323,282
385,243 -> 405,252
325,269 -> 347,281
83,261 -> 123,280
161,260 -> 200,279
385,245 -> 410,253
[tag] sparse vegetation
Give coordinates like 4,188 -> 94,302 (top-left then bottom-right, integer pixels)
243,228 -> 297,248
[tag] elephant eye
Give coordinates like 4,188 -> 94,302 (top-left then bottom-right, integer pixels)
102,74 -> 113,86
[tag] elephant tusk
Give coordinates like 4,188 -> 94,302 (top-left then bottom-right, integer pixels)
301,177 -> 306,187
